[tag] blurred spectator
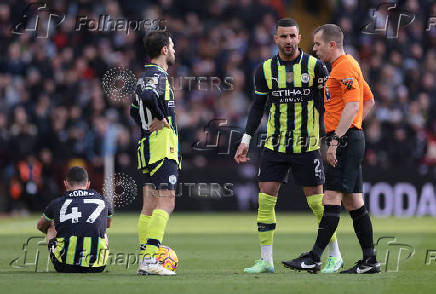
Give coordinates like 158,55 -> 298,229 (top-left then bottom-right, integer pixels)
0,0 -> 435,212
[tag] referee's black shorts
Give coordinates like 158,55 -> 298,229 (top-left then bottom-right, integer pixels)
324,128 -> 365,193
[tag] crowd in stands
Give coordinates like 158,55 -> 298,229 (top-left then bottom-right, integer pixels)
1,0 -> 435,212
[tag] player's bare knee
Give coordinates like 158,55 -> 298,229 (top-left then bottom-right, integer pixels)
259,182 -> 280,196
157,189 -> 176,214
343,193 -> 364,211
141,184 -> 158,214
322,190 -> 342,205
303,185 -> 322,197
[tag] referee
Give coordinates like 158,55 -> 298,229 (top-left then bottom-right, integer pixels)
282,24 -> 379,274
234,18 -> 342,274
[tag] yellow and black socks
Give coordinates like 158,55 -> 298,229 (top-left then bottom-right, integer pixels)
307,194 -> 341,258
143,209 -> 170,258
138,213 -> 152,258
257,193 -> 277,265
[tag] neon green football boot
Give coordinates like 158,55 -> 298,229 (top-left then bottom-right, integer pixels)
244,259 -> 274,273
321,256 -> 344,273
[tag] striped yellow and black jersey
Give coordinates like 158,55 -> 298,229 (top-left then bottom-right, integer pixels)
130,64 -> 181,170
42,189 -> 112,268
245,49 -> 329,153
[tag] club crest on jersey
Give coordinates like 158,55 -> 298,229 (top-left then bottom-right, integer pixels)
301,73 -> 310,83
169,175 -> 177,185
341,78 -> 354,90
286,71 -> 294,83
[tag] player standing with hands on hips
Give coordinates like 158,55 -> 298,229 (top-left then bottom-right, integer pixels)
130,31 -> 181,276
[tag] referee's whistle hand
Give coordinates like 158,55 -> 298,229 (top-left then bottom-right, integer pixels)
234,143 -> 250,164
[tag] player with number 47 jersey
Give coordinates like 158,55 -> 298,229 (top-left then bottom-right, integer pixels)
37,167 -> 112,273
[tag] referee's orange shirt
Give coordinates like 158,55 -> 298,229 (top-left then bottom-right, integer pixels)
324,54 -> 373,133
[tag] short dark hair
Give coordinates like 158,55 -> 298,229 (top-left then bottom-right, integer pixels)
143,31 -> 171,59
314,24 -> 344,49
276,18 -> 299,32
66,166 -> 89,186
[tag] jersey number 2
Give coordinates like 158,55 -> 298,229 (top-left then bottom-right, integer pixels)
60,199 -> 105,224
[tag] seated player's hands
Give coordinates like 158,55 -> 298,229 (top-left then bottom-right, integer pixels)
234,143 -> 249,164
327,139 -> 338,167
149,118 -> 170,132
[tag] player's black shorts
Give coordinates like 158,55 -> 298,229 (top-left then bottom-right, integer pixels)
324,128 -> 365,193
141,158 -> 179,190
258,148 -> 325,186
48,240 -> 105,273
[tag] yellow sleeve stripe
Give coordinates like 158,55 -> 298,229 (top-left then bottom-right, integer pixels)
308,56 -> 317,87
263,59 -> 272,90
43,213 -> 52,221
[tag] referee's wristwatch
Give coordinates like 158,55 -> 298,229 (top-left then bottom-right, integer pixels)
330,132 -> 340,147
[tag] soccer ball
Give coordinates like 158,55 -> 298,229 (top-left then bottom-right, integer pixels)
155,245 -> 178,271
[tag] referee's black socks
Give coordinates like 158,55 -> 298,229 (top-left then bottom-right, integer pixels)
350,205 -> 376,259
310,205 -> 341,262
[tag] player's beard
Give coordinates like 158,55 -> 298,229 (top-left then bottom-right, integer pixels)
167,54 -> 175,66
280,44 -> 296,57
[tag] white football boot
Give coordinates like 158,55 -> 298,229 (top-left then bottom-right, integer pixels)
137,257 -> 176,276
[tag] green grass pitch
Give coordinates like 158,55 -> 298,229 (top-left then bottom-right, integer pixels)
1,213 -> 435,294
